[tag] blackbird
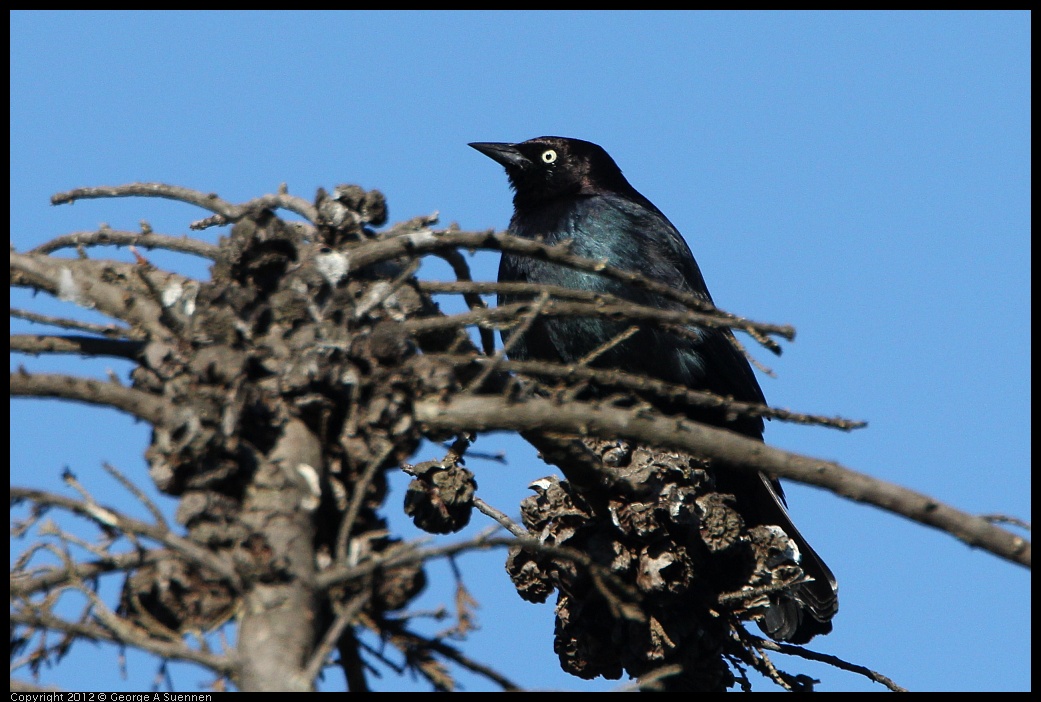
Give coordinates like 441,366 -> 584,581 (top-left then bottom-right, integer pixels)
470,136 -> 837,643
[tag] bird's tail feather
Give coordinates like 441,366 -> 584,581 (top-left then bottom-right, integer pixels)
750,473 -> 838,644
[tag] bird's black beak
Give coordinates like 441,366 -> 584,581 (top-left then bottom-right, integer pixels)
469,142 -> 530,170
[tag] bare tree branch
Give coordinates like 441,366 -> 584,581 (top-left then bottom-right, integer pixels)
419,352 -> 866,431
11,487 -> 242,587
11,549 -> 162,598
31,228 -> 220,259
11,307 -> 139,338
738,630 -> 907,692
10,607 -> 235,674
52,182 -> 319,229
10,371 -> 170,427
412,395 -> 1030,569
294,590 -> 371,689
11,251 -> 179,341
349,229 -> 792,349
11,333 -> 144,360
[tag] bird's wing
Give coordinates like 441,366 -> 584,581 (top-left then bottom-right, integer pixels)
605,195 -> 770,412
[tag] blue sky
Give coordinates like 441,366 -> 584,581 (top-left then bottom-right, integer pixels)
10,11 -> 1030,692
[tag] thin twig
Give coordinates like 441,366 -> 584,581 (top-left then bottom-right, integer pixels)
11,550 -> 162,598
421,353 -> 867,431
401,298 -> 778,351
11,334 -> 144,360
295,590 -> 372,689
980,513 -> 1030,530
428,248 -> 495,355
10,608 -> 235,675
473,497 -> 526,538
353,259 -> 421,320
11,487 -> 242,588
336,443 -> 396,565
10,307 -> 141,339
575,324 -> 639,366
740,629 -> 907,692
348,229 -> 794,347
50,183 -> 318,229
102,462 -> 169,530
463,291 -> 550,394
31,229 -> 219,259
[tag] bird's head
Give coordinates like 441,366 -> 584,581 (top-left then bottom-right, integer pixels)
469,136 -> 635,208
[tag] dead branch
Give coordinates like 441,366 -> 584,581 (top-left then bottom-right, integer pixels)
11,487 -> 242,586
32,228 -> 220,259
348,229 -> 792,350
412,395 -> 1030,569
10,334 -> 144,360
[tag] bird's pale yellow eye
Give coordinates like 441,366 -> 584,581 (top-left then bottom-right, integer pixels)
541,149 -> 557,164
